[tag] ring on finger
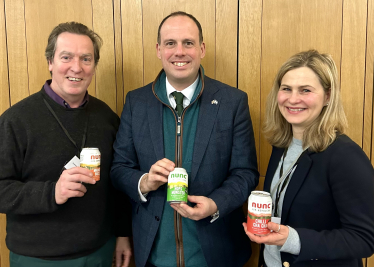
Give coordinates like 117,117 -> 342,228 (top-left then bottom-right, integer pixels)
275,224 -> 281,233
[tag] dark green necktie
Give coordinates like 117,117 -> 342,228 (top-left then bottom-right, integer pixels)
172,91 -> 184,117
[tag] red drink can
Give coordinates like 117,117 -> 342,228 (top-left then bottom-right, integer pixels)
247,191 -> 272,235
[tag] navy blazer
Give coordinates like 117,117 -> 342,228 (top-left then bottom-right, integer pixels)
261,135 -> 374,267
111,75 -> 259,267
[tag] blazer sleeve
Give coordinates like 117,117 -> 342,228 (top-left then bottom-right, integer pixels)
111,92 -> 147,203
295,140 -> 374,262
208,92 -> 259,218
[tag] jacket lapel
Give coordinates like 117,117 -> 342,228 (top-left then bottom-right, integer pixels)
264,147 -> 284,192
147,94 -> 165,160
281,152 -> 313,223
191,80 -> 220,182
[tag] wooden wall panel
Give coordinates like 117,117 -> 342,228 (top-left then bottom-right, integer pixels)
0,2 -> 9,266
368,0 -> 374,257
121,0 -> 143,100
368,250 -> 374,267
259,0 -> 343,175
341,0 -> 367,147
113,0 -> 124,116
239,1 -> 263,265
238,0 -> 262,166
4,0 -> 29,106
92,0 -> 117,111
216,0 -> 238,87
0,214 -> 7,267
23,0 -> 95,97
365,0 -> 374,160
0,0 -> 9,115
142,0 -> 215,85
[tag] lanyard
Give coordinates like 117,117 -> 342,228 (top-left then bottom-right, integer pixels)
43,98 -> 89,157
271,147 -> 308,217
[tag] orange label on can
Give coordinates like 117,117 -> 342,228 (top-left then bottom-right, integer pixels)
80,164 -> 100,181
247,211 -> 271,235
80,148 -> 101,182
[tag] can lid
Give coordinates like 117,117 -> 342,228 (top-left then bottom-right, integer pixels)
173,167 -> 187,171
251,190 -> 270,196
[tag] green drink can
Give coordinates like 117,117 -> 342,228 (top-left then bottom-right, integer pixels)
167,167 -> 188,203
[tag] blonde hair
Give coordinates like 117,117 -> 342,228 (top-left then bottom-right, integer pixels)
263,50 -> 347,152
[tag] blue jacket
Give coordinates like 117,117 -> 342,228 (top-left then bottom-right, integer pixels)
261,134 -> 374,267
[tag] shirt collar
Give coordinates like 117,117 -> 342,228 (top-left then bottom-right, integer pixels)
43,80 -> 89,108
165,76 -> 199,102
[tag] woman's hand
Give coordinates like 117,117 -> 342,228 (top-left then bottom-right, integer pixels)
243,221 -> 289,246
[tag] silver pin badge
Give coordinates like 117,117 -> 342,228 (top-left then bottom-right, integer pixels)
211,100 -> 218,105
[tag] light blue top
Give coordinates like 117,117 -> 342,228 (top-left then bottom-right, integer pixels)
264,138 -> 303,266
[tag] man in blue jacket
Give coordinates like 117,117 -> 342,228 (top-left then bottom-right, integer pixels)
111,11 -> 259,267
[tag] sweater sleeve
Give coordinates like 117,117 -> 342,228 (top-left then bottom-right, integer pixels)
0,113 -> 59,215
280,226 -> 301,255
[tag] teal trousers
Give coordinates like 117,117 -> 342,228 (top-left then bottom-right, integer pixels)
10,236 -> 116,267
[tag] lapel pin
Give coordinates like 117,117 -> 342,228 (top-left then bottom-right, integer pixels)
211,100 -> 218,105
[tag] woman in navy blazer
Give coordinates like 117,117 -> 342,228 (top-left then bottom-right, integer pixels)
243,50 -> 374,266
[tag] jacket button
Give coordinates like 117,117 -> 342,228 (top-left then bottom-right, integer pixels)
283,262 -> 290,267
155,216 -> 160,221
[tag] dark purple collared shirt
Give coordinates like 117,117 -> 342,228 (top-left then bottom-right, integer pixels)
43,80 -> 89,108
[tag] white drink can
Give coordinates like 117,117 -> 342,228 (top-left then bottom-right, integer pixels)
80,148 -> 101,181
247,191 -> 272,235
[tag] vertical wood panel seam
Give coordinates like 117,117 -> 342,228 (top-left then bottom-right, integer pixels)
370,69 -> 374,160
259,0 -> 264,171
112,0 -> 116,111
236,0 -> 239,88
141,0 -> 145,86
90,0 -> 96,97
22,0 -> 30,97
113,0 -> 123,113
362,0 -> 370,151
3,0 -> 10,107
339,0 -> 344,117
368,0 -> 374,162
364,0 -> 373,159
214,0 -> 217,79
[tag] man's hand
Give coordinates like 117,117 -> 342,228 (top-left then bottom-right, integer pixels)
170,195 -> 218,221
115,237 -> 132,267
140,158 -> 174,194
55,167 -> 96,204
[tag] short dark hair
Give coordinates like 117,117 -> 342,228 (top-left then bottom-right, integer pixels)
157,11 -> 203,44
45,22 -> 102,66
